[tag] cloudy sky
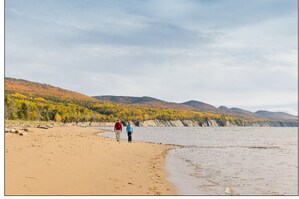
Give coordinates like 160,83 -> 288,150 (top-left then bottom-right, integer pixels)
5,0 -> 298,115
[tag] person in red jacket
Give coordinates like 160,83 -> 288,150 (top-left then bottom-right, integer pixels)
114,119 -> 123,142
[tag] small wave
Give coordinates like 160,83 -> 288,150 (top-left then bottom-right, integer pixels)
224,185 -> 239,195
97,132 -> 112,136
248,146 -> 280,149
185,145 -> 281,150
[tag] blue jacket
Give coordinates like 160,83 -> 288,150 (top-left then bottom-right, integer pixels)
126,124 -> 133,132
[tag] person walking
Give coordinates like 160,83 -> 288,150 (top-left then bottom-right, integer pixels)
126,121 -> 134,143
114,119 -> 122,142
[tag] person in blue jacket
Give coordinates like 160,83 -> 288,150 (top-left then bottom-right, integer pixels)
126,121 -> 134,143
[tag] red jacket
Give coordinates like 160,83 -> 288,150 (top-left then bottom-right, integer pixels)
114,121 -> 122,131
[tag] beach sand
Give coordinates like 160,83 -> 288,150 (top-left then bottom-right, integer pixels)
5,126 -> 177,195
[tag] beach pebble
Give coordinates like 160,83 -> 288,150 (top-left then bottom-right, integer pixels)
16,129 -> 23,134
5,128 -> 11,133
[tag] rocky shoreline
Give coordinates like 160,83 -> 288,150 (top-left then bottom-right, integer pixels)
5,119 -> 297,133
135,119 -> 298,127
73,120 -> 297,127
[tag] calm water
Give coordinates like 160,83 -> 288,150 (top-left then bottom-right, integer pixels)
99,127 -> 298,195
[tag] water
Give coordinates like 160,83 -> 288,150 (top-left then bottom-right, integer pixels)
99,127 -> 298,195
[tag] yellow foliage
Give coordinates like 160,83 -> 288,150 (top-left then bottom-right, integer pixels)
54,113 -> 62,122
11,93 -> 27,99
35,97 -> 46,102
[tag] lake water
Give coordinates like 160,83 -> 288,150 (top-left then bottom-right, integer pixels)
99,127 -> 298,195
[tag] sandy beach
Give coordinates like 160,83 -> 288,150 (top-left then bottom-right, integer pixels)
5,126 -> 177,195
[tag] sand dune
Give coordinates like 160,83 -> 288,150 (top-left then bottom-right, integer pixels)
5,126 -> 176,195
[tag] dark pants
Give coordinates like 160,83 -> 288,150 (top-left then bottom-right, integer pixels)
127,131 -> 132,142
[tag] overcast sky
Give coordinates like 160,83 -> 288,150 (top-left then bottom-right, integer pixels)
5,0 -> 298,115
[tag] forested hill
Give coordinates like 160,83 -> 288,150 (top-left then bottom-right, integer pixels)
94,95 -> 194,110
5,77 -> 98,103
4,78 -> 297,127
94,95 -> 298,121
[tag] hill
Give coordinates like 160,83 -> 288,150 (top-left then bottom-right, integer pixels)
218,106 -> 259,118
94,95 -> 297,122
255,110 -> 297,121
5,77 -> 98,103
5,78 -> 243,126
5,78 -> 297,127
94,95 -> 163,104
181,100 -> 218,112
94,95 -> 194,110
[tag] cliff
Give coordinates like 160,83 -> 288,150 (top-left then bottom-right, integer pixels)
135,119 -> 298,127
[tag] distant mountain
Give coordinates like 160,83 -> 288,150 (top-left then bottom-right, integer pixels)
255,110 -> 297,121
218,106 -> 230,111
217,106 -> 257,118
230,108 -> 256,116
181,100 -> 218,112
94,95 -> 163,104
94,95 -> 194,110
93,95 -> 298,122
219,107 -> 256,116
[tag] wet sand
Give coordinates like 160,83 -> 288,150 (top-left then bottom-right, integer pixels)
5,126 -> 177,195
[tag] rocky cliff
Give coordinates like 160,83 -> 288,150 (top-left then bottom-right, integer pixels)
74,119 -> 297,127
135,119 -> 298,127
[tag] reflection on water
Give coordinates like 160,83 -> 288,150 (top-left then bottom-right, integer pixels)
100,127 -> 298,195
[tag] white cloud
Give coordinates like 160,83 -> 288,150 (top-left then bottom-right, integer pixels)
5,0 -> 298,115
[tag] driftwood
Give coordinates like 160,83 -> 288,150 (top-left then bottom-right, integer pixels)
5,128 -> 11,133
46,124 -> 54,128
10,129 -> 17,133
37,125 -> 48,129
16,129 -> 23,134
22,128 -> 30,132
5,128 -> 30,135
16,129 -> 28,136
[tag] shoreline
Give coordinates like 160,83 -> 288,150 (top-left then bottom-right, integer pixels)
5,126 -> 177,195
5,119 -> 298,129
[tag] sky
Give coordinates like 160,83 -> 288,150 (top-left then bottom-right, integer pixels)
5,0 -> 298,115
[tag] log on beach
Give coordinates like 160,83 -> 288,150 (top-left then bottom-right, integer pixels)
37,125 -> 48,129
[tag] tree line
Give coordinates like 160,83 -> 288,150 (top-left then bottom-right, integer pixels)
5,91 -> 242,126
